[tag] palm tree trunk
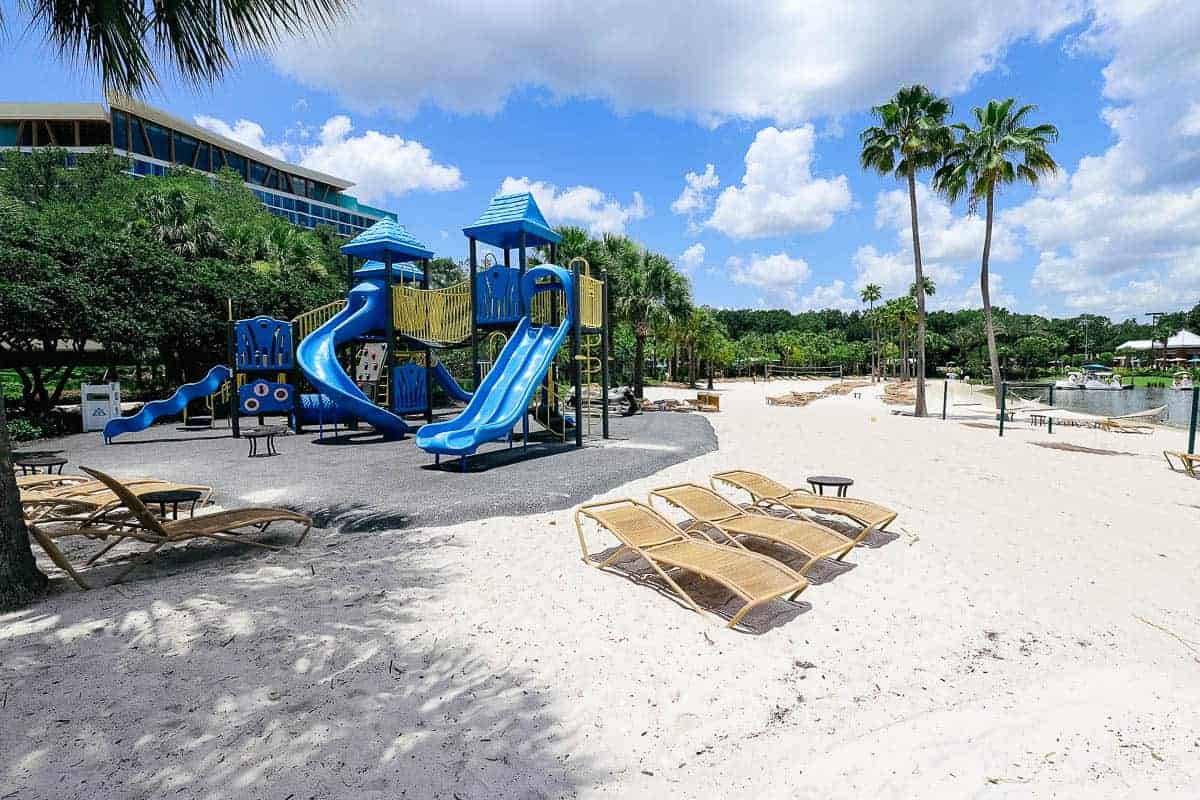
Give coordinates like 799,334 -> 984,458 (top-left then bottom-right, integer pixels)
633,333 -> 646,398
908,172 -> 928,415
706,358 -> 714,390
0,395 -> 48,610
981,184 -> 1003,407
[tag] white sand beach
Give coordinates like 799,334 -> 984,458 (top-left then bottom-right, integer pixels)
4,379 -> 1199,798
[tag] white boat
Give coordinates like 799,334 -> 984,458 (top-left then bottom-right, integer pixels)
1054,370 -> 1127,390
1054,371 -> 1085,390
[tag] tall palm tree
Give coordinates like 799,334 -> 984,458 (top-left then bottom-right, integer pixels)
613,250 -> 690,397
2,0 -> 351,93
861,85 -> 952,415
860,283 -> 882,381
1,0 -> 353,609
934,98 -> 1059,405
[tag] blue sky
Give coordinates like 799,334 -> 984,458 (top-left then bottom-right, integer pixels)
3,0 -> 1198,321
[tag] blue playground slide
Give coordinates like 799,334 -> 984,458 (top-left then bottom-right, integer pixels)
432,359 -> 473,403
104,364 -> 231,443
296,270 -> 411,438
417,265 -> 573,459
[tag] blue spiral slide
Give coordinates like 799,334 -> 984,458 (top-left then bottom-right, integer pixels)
103,364 -> 231,443
295,270 -> 412,438
417,265 -> 573,460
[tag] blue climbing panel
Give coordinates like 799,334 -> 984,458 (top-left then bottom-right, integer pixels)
476,265 -> 522,325
392,361 -> 428,414
239,380 -> 294,415
235,316 -> 293,370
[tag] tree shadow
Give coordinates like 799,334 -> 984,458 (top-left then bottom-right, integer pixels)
1,534 -> 601,798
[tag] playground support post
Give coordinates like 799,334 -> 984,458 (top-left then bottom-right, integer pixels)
421,257 -> 433,424
941,378 -> 947,420
1047,385 -> 1055,435
227,320 -> 240,438
999,382 -> 1007,437
469,237 -> 479,388
1189,386 -> 1199,454
517,231 -> 527,316
383,251 -> 395,425
572,258 -> 583,448
291,320 -> 303,434
600,267 -> 610,439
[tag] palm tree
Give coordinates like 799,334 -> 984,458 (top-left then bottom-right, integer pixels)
1,0 -> 350,94
934,98 -> 1059,405
860,283 -> 882,381
861,85 -> 953,415
613,250 -> 690,397
2,0 -> 353,609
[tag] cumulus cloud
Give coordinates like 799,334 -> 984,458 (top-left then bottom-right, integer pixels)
678,242 -> 705,272
705,126 -> 851,238
797,280 -> 859,312
671,164 -> 719,216
499,177 -> 647,235
193,116 -> 286,159
728,252 -> 811,307
271,1 -> 1082,123
300,116 -> 464,203
1002,0 -> 1200,316
849,183 -> 1017,308
194,114 -> 463,204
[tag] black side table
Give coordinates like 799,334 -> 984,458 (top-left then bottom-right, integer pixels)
806,475 -> 854,497
139,489 -> 203,520
243,426 -> 284,457
15,456 -> 68,475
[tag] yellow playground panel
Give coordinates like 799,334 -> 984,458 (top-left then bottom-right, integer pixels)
293,300 -> 347,342
392,280 -> 472,346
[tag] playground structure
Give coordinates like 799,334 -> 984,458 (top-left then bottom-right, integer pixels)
102,192 -> 611,464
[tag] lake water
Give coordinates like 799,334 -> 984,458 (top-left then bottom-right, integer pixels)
1025,386 -> 1195,428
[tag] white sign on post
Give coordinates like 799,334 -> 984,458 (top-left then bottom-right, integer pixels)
81,382 -> 121,432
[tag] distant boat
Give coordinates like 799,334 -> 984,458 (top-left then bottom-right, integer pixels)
1054,370 -> 1128,390
1172,371 -> 1193,390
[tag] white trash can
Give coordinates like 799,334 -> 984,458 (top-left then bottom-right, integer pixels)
81,382 -> 122,432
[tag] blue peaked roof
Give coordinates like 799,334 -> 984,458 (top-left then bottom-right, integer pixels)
341,219 -> 434,261
462,192 -> 561,249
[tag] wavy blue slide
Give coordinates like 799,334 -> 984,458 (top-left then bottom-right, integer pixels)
104,364 -> 231,443
295,269 -> 411,438
417,265 -> 573,460
432,359 -> 473,403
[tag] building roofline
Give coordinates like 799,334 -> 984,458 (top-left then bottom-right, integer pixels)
106,93 -> 355,191
0,102 -> 109,122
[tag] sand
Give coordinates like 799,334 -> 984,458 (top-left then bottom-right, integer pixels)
3,379 -> 1199,798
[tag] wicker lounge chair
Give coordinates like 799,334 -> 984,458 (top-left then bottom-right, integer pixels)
649,483 -> 859,571
28,467 -> 311,587
21,478 -> 212,523
16,474 -> 91,491
575,498 -> 808,629
711,470 -> 898,531
1163,450 -> 1200,477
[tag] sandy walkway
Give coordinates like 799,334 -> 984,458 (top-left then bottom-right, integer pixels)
3,379 -> 1198,798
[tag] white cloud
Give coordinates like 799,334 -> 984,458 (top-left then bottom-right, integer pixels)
671,164 -> 719,216
194,114 -> 463,205
1003,0 -> 1200,316
728,251 -> 811,308
193,116 -> 285,159
271,1 -> 1082,124
499,176 -> 647,235
678,242 -> 705,272
850,182 -> 1015,307
798,280 -> 858,311
706,126 -> 851,238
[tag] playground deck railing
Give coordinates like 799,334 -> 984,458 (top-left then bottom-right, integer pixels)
578,273 -> 603,330
392,280 -> 472,345
292,300 -> 347,342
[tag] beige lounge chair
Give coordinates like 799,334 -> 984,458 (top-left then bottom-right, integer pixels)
29,467 -> 311,588
650,483 -> 860,572
1164,450 -> 1200,477
575,498 -> 808,629
16,474 -> 91,491
711,470 -> 898,531
21,478 -> 212,523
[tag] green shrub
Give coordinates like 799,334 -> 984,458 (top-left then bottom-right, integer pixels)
5,417 -> 43,441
